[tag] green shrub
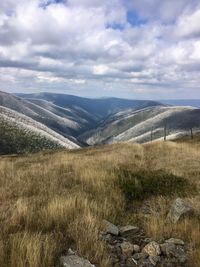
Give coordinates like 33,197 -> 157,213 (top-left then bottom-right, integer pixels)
117,169 -> 193,201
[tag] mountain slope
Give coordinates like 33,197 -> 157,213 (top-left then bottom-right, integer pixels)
81,106 -> 200,144
1,91 -> 200,149
0,106 -> 79,154
0,91 -> 87,140
2,92 -> 163,139
18,92 -> 163,118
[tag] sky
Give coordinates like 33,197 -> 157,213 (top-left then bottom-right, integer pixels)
0,0 -> 200,99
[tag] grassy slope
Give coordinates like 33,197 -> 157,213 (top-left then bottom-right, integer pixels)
0,141 -> 200,266
0,119 -> 62,154
176,132 -> 200,147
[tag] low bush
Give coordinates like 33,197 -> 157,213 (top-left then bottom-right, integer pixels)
117,169 -> 194,201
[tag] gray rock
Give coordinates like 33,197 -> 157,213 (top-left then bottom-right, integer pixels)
143,238 -> 154,244
126,257 -> 138,267
173,246 -> 187,264
160,242 -> 176,256
67,248 -> 76,255
165,238 -> 184,246
142,241 -> 161,257
103,220 -> 119,236
133,252 -> 148,260
138,258 -> 154,267
160,243 -> 187,264
133,244 -> 140,253
167,198 -> 193,223
60,255 -> 95,267
119,225 -> 139,236
120,241 -> 134,257
149,256 -> 160,266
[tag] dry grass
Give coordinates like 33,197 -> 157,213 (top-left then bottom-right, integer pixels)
0,141 -> 199,266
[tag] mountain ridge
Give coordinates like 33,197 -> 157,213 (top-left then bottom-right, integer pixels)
1,91 -> 200,153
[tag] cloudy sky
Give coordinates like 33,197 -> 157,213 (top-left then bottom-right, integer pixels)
0,0 -> 200,99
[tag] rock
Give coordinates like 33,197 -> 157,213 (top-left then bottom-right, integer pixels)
119,225 -> 139,236
142,241 -> 161,257
133,244 -> 140,253
126,257 -> 138,267
160,243 -> 187,264
67,248 -> 76,255
120,241 -> 134,257
60,255 -> 95,267
103,220 -> 119,236
173,246 -> 187,264
132,252 -> 148,261
160,242 -> 176,256
167,198 -> 193,223
137,258 -> 154,267
149,256 -> 160,266
143,238 -> 154,244
165,238 -> 184,246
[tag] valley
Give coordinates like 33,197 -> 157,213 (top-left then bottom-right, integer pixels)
1,91 -> 200,154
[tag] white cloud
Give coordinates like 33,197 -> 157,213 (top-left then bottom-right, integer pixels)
0,0 -> 200,98
174,9 -> 200,38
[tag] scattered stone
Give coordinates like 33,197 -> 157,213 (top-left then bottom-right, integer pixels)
60,255 -> 95,267
160,242 -> 176,257
120,241 -> 134,257
103,220 -> 119,236
133,244 -> 140,253
133,252 -> 148,261
142,241 -> 161,257
172,246 -> 187,264
149,255 -> 160,266
126,257 -> 138,267
100,221 -> 188,267
119,225 -> 140,236
167,198 -> 193,223
160,242 -> 187,264
165,238 -> 184,246
138,258 -> 154,267
143,238 -> 154,244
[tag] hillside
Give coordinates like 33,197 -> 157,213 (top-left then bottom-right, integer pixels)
81,106 -> 200,145
0,141 -> 199,266
0,106 -> 79,154
18,92 -> 162,120
1,91 -> 200,153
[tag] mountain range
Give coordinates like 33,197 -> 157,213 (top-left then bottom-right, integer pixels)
0,90 -> 200,154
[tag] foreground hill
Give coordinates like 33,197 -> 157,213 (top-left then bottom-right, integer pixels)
0,106 -> 79,154
0,141 -> 199,266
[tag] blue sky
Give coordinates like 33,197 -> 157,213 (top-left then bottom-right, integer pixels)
0,0 -> 200,99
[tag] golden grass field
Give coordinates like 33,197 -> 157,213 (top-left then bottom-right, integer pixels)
0,140 -> 200,267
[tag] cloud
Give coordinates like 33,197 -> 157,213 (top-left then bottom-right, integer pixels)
0,0 -> 200,98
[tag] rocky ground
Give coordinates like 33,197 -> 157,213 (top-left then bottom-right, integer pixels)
59,198 -> 192,267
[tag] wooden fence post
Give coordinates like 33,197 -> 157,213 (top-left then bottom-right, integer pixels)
164,125 -> 167,141
151,128 -> 153,142
190,128 -> 193,140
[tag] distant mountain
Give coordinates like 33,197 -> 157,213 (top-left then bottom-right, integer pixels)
160,99 -> 200,108
80,106 -> 200,144
16,92 -> 163,139
1,91 -> 200,153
